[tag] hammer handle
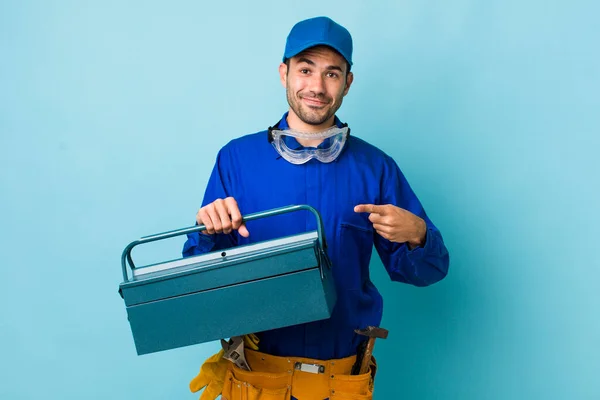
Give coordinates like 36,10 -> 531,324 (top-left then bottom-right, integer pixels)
358,337 -> 375,374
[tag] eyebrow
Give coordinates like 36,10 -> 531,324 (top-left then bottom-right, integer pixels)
296,57 -> 344,73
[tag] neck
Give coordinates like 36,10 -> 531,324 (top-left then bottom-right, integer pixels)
286,110 -> 336,147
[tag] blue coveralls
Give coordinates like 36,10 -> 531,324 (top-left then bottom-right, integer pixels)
183,112 -> 450,360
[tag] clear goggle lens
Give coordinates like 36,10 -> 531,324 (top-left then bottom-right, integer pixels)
270,126 -> 349,165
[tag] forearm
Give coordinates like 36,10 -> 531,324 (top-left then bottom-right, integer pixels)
182,231 -> 237,257
379,226 -> 449,287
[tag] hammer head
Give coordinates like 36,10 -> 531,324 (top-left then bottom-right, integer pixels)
354,326 -> 389,339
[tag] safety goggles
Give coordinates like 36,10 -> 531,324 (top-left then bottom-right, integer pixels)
269,125 -> 349,165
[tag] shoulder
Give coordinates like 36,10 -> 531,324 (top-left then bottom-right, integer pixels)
223,130 -> 268,150
216,130 -> 271,159
346,135 -> 398,169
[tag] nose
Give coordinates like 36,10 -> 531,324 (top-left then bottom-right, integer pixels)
307,73 -> 326,95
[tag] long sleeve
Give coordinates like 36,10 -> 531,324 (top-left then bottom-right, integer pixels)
182,148 -> 238,257
373,160 -> 450,286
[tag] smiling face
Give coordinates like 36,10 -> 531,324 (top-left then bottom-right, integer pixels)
279,45 -> 354,132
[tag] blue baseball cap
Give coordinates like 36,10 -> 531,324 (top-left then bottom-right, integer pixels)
283,16 -> 353,67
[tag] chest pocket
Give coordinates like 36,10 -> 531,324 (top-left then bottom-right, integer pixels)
333,222 -> 375,291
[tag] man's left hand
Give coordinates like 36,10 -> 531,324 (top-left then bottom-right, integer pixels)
354,204 -> 427,249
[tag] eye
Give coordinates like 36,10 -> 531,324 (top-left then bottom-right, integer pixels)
300,68 -> 310,74
326,72 -> 339,78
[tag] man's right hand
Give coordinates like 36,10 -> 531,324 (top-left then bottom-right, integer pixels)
196,197 -> 250,237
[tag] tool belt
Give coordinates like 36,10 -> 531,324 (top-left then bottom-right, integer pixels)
222,348 -> 376,400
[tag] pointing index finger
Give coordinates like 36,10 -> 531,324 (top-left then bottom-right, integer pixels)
354,204 -> 386,215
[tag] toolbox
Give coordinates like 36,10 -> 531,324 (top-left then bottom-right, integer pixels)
119,205 -> 336,355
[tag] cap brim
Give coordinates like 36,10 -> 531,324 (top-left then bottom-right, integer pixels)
284,40 -> 353,65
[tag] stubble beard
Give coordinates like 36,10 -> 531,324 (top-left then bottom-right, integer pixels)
286,85 -> 343,127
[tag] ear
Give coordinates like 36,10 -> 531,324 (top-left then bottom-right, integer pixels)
342,71 -> 354,96
279,63 -> 288,88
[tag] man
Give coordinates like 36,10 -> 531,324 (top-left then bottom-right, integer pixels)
184,16 -> 449,400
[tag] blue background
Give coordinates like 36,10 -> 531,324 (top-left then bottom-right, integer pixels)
1,1 -> 598,399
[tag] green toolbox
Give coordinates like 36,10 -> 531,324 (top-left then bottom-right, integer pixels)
119,205 -> 336,355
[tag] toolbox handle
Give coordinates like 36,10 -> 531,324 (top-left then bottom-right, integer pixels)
121,204 -> 327,281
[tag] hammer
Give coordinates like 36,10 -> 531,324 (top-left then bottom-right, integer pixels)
353,326 -> 389,375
